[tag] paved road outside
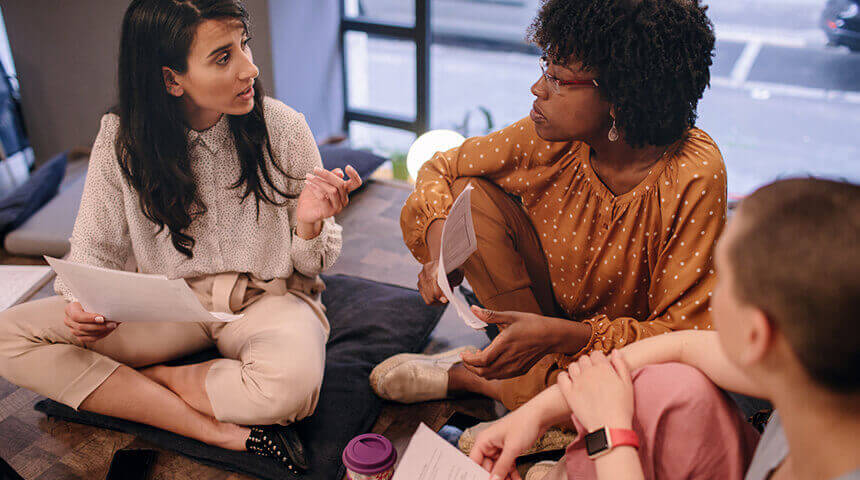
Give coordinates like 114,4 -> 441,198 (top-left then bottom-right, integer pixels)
347,0 -> 860,195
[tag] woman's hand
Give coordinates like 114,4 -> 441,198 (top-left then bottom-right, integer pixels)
459,307 -> 584,380
416,218 -> 464,305
557,350 -> 635,432
417,258 -> 464,305
296,165 -> 362,233
469,408 -> 541,480
64,301 -> 118,344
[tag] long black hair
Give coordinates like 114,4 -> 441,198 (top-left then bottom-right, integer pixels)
116,0 -> 295,258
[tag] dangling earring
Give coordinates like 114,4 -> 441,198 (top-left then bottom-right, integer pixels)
608,118 -> 619,142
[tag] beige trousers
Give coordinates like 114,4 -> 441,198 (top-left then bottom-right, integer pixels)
0,272 -> 329,426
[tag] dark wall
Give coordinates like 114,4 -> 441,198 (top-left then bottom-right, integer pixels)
0,0 -> 274,164
268,0 -> 344,142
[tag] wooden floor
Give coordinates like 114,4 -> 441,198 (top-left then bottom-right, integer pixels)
0,179 -> 494,479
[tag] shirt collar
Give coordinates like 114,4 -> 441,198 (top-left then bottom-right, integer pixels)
186,114 -> 230,155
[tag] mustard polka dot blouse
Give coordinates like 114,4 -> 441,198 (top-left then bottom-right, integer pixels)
401,117 -> 727,362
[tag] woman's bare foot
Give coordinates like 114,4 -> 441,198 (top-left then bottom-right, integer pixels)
447,363 -> 504,400
214,420 -> 252,451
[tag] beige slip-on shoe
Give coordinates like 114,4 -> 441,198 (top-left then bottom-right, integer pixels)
459,419 -> 576,456
525,461 -> 559,480
369,346 -> 478,403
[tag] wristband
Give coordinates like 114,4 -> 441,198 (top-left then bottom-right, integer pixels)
585,426 -> 640,460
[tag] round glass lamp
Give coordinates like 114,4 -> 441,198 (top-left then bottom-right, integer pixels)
406,130 -> 466,180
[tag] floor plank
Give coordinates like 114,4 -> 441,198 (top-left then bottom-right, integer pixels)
0,416 -> 44,460
9,445 -> 57,480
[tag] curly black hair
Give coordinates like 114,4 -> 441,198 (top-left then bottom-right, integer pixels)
528,0 -> 715,147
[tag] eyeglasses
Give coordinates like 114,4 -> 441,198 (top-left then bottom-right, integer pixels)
539,56 -> 599,94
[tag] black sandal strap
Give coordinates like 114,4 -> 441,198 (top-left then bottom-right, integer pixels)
245,425 -> 307,473
273,424 -> 309,471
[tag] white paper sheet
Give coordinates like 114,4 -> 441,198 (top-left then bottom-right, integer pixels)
0,266 -> 54,311
45,257 -> 242,323
439,183 -> 478,273
436,183 -> 487,330
392,423 -> 490,480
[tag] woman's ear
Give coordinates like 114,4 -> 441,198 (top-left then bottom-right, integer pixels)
162,67 -> 184,97
742,308 -> 774,366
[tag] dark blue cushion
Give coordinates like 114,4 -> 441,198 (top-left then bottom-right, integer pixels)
34,274 -> 445,480
319,145 -> 386,190
0,152 -> 67,236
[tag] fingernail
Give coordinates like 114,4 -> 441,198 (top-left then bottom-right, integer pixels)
306,173 -> 316,179
95,316 -> 104,323
108,322 -> 117,329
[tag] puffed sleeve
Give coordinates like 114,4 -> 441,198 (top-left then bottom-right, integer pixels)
401,117 -> 572,263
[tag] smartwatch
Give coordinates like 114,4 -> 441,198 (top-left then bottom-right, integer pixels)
584,426 -> 640,460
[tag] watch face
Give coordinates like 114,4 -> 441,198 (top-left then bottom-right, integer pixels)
585,429 -> 609,456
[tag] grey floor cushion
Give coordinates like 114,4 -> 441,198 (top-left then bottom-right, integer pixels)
0,152 -> 66,238
35,274 -> 446,480
3,168 -> 85,257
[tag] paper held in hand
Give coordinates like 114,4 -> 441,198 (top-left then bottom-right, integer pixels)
392,423 -> 490,480
45,257 -> 242,323
435,183 -> 488,330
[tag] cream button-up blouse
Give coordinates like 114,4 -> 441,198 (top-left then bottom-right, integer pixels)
55,97 -> 342,301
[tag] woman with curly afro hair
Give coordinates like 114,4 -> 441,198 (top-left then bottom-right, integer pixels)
372,0 -> 728,415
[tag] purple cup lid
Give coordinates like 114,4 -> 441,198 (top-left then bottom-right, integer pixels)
342,433 -> 397,474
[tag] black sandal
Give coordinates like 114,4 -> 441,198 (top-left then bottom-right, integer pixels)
246,424 -> 309,473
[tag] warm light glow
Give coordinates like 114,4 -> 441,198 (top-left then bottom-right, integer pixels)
406,130 -> 466,180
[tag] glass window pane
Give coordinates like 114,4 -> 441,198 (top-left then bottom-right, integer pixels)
344,0 -> 414,27
431,0 -> 538,45
348,121 -> 416,159
346,31 -> 416,119
429,0 -> 860,195
431,44 -> 537,138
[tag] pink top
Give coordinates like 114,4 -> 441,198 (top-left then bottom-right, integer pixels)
564,363 -> 760,480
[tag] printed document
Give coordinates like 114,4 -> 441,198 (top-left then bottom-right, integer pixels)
45,257 -> 242,323
392,423 -> 490,480
435,183 -> 487,329
0,265 -> 54,311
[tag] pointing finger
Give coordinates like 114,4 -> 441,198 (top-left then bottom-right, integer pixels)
345,165 -> 363,192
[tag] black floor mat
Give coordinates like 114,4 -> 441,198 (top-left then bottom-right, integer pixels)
35,274 -> 446,480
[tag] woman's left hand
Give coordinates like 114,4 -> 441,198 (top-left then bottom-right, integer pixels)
459,307 -> 562,380
557,350 -> 635,432
296,165 -> 362,226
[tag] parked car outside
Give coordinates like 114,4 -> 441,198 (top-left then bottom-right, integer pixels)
822,0 -> 860,51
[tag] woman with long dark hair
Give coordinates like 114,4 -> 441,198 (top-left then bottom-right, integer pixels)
0,0 -> 360,471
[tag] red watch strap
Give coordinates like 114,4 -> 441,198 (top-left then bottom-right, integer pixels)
608,428 -> 640,450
